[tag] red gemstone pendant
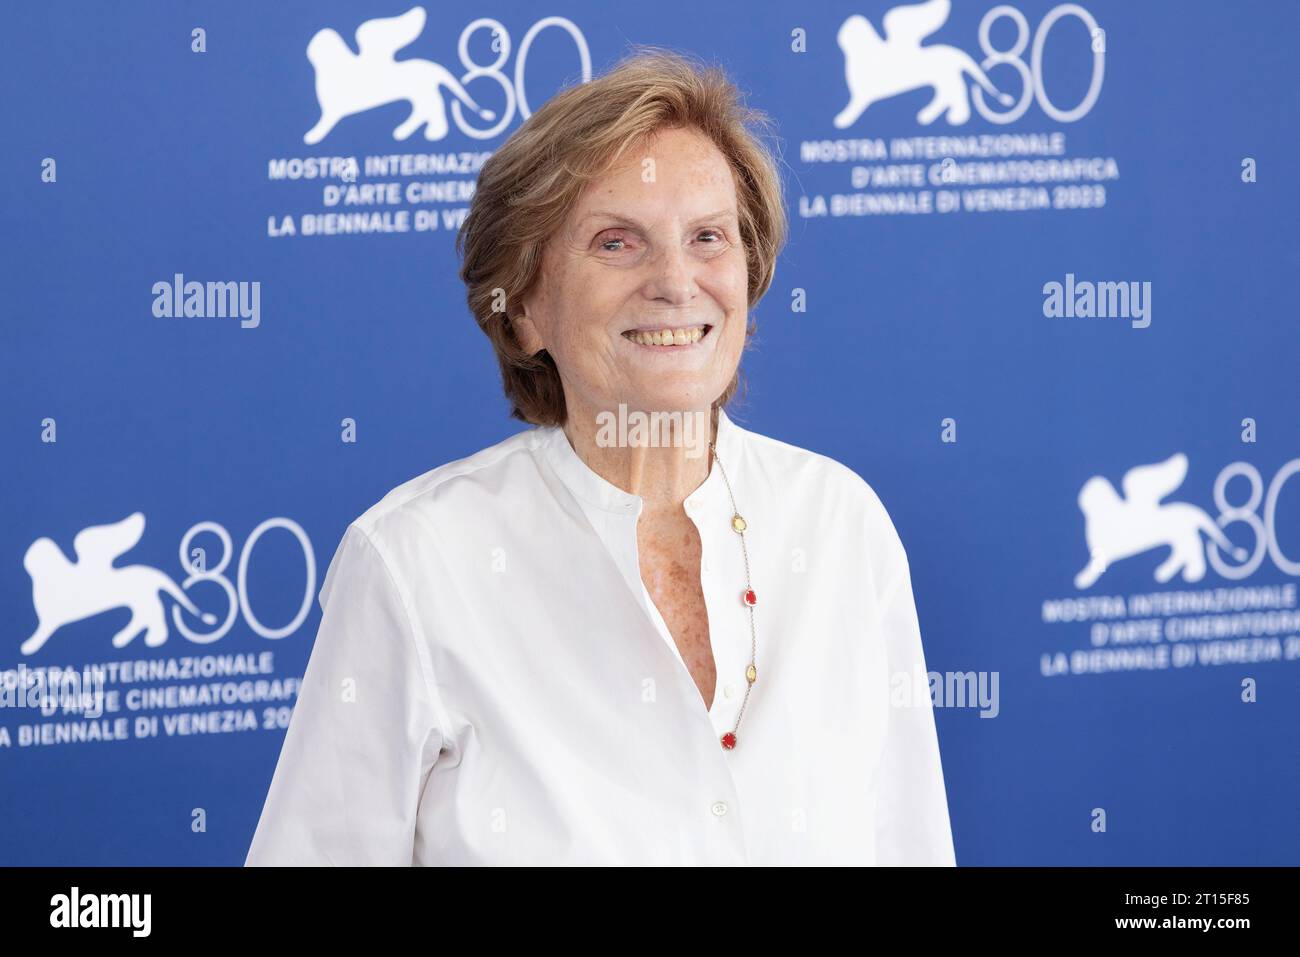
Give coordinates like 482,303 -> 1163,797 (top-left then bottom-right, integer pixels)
721,732 -> 737,750
742,589 -> 757,606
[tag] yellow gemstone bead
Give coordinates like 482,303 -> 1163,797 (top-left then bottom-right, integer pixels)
746,664 -> 757,683
731,514 -> 747,533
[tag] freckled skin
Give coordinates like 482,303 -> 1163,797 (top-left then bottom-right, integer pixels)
514,126 -> 747,711
638,508 -> 715,709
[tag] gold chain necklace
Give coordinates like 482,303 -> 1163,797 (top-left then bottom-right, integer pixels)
708,440 -> 758,751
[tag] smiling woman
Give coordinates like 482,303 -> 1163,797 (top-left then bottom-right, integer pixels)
458,49 -> 784,428
510,124 -> 749,431
244,46 -> 956,867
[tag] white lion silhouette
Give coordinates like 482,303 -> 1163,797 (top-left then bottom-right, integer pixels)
1074,454 -> 1248,590
303,6 -> 495,144
21,512 -> 216,656
834,0 -> 1013,128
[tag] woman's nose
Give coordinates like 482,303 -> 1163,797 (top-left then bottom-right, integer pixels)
644,244 -> 697,305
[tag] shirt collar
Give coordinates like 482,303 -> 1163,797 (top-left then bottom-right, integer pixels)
541,407 -> 744,515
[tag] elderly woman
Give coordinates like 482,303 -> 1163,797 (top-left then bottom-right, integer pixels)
246,49 -> 954,866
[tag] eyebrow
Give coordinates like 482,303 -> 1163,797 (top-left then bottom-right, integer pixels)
577,208 -> 739,229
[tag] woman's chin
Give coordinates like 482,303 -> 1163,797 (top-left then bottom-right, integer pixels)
617,383 -> 727,416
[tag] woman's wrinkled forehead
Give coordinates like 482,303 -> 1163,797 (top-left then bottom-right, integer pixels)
560,131 -> 738,235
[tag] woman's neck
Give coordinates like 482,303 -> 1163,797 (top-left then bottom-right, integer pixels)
560,401 -> 716,515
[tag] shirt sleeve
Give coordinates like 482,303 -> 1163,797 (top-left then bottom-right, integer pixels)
245,523 -> 444,866
870,510 -> 958,866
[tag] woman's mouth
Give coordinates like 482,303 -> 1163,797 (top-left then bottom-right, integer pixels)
621,324 -> 712,347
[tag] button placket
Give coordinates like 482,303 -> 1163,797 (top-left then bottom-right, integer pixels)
689,491 -> 737,735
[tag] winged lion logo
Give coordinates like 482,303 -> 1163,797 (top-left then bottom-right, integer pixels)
303,6 -> 496,144
1074,454 -> 1249,589
834,0 -> 1014,128
21,512 -> 216,655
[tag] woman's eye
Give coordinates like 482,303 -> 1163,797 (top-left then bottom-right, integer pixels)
695,229 -> 731,253
595,231 -> 630,252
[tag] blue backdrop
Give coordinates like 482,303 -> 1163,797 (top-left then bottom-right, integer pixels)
3,0 -> 1297,865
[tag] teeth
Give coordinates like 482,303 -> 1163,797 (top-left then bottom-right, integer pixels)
624,325 -> 707,346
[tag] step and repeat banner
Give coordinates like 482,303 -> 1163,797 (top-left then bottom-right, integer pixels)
2,1 -> 1296,865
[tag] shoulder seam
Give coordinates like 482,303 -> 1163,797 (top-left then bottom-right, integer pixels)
345,522 -> 456,740
356,427 -> 543,530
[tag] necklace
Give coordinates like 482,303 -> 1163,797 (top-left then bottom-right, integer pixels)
708,440 -> 758,751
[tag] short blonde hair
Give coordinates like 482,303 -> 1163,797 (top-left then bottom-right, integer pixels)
456,46 -> 788,426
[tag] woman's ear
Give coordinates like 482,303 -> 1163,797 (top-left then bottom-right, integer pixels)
513,265 -> 555,355
511,307 -> 544,356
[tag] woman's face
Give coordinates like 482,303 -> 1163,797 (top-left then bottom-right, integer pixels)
518,126 -> 750,422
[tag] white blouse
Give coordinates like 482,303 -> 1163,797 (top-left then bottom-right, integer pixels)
245,408 -> 956,866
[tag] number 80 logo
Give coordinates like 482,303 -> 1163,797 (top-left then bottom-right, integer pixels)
174,519 -> 317,643
451,17 -> 592,139
973,3 -> 1106,124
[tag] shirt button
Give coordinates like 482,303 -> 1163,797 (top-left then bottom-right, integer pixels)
723,683 -> 735,699
702,555 -> 713,572
686,497 -> 700,512
711,801 -> 728,817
